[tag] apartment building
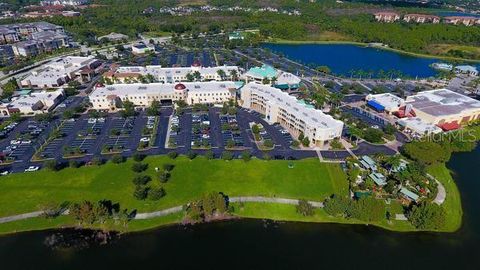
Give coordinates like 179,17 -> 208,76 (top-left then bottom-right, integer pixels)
40,0 -> 90,6
444,16 -> 480,26
374,12 -> 400,23
403,14 -> 440,24
0,22 -> 68,57
89,81 -> 239,110
103,64 -> 240,83
240,83 -> 343,147
21,56 -> 102,88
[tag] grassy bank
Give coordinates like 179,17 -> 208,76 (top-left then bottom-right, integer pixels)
267,38 -> 480,63
0,155 -> 462,235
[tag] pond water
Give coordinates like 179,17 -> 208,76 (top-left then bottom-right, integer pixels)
0,146 -> 479,269
261,43 -> 467,78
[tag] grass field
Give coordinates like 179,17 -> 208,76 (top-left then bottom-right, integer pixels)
0,156 -> 347,218
427,164 -> 463,232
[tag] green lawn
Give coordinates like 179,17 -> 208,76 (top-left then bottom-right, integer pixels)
0,156 -> 347,218
427,164 -> 463,232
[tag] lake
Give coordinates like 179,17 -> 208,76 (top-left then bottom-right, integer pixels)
0,146 -> 479,269
262,43 -> 451,78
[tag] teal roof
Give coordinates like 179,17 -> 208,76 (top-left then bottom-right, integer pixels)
234,81 -> 245,89
296,99 -> 314,109
400,187 -> 419,201
229,32 -> 243,39
15,89 -> 32,96
369,172 -> 387,186
246,64 -> 278,79
361,156 -> 376,166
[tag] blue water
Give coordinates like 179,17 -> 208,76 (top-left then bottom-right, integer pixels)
262,43 -> 445,78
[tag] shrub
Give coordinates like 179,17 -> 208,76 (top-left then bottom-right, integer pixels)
111,154 -> 124,164
296,199 -> 315,216
132,162 -> 148,173
158,170 -> 170,183
148,187 -> 166,200
241,150 -> 251,162
132,152 -> 145,162
133,185 -> 149,200
167,151 -> 178,159
69,160 -> 81,168
91,157 -> 104,166
132,175 -> 152,186
205,150 -> 214,160
187,150 -> 197,160
44,160 -> 59,171
221,151 -> 234,160
163,163 -> 175,171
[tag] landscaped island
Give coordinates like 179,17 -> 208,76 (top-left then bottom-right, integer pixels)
0,152 -> 462,235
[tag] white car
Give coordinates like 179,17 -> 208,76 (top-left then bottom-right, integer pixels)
88,118 -> 97,124
21,140 -> 32,145
24,166 -> 40,172
10,140 -> 21,145
140,137 -> 150,143
0,170 -> 9,176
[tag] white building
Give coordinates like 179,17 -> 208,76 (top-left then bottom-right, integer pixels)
104,64 -> 240,83
240,82 -> 343,146
405,89 -> 480,130
454,65 -> 478,77
21,56 -> 101,88
365,93 -> 405,114
131,43 -> 154,55
0,89 -> 64,116
89,81 -> 239,110
244,64 -> 301,90
397,117 -> 442,136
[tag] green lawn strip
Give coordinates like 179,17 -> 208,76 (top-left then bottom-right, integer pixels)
427,164 -> 462,232
0,216 -> 74,235
231,202 -> 415,231
0,156 -> 344,218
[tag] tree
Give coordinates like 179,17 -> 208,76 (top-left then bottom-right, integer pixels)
296,199 -> 315,216
167,151 -> 178,159
384,154 -> 402,173
216,69 -> 226,80
241,150 -> 251,162
407,202 -> 445,230
205,150 -> 214,160
163,163 -> 175,171
148,186 -> 166,200
158,170 -> 170,183
229,69 -> 238,81
131,162 -> 148,173
44,160 -> 59,171
402,141 -> 451,165
324,195 -> 351,217
187,150 -> 197,160
132,175 -> 151,186
363,128 -> 384,144
132,152 -> 145,162
384,123 -> 397,135
133,185 -> 149,200
111,154 -> 124,164
263,139 -> 274,148
69,160 -> 81,168
62,109 -> 75,119
91,157 -> 104,166
120,100 -> 136,118
221,151 -> 233,160
147,100 -> 160,116
1,78 -> 18,99
316,65 -> 331,74
69,201 -> 96,225
301,137 -> 310,147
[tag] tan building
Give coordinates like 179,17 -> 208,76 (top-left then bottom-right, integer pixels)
405,89 -> 480,130
444,16 -> 480,26
374,12 -> 400,23
89,81 -> 239,110
240,83 -> 343,147
403,14 -> 440,24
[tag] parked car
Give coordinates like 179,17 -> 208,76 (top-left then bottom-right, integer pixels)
0,170 -> 9,176
140,137 -> 150,143
24,166 -> 40,172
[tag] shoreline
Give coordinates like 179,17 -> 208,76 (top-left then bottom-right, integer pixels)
265,38 -> 480,64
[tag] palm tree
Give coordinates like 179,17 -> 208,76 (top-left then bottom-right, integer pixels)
385,155 -> 403,174
217,69 -> 226,81
229,69 -> 238,81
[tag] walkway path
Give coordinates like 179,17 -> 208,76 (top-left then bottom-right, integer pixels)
433,179 -> 446,205
0,211 -> 44,224
0,196 -> 325,224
